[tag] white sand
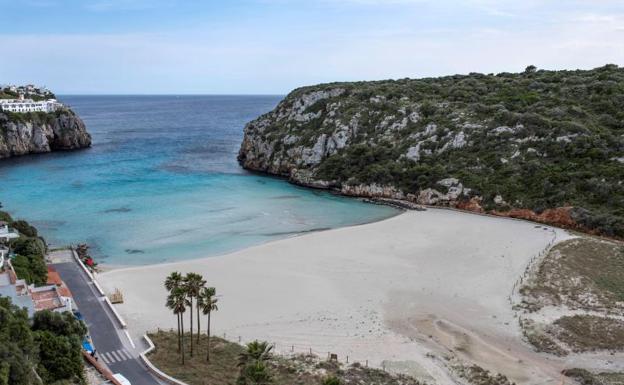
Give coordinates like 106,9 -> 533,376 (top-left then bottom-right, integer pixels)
99,209 -> 574,384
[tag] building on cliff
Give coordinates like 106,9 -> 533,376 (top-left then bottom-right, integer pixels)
0,97 -> 62,113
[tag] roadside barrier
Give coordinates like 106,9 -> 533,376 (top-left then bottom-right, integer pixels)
104,296 -> 127,329
140,334 -> 190,385
70,245 -> 127,329
70,246 -> 96,282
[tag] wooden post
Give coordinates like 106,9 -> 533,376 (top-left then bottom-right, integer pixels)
291,345 -> 294,352
366,360 -> 368,367
346,355 -> 349,363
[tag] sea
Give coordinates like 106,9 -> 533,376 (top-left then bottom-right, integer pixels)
0,95 -> 398,265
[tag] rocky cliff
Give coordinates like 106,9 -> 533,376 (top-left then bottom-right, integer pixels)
239,65 -> 624,238
0,109 -> 91,158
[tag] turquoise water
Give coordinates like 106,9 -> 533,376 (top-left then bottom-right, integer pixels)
0,96 -> 398,265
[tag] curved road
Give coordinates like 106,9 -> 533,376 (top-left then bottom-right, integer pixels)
53,260 -> 164,385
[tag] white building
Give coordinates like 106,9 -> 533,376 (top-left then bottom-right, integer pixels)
0,221 -> 19,242
0,98 -> 62,113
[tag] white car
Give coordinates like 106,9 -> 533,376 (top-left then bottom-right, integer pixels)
112,373 -> 132,385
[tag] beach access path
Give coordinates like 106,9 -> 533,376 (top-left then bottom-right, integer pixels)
52,257 -> 164,385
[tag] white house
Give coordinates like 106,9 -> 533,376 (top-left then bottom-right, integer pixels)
0,222 -> 19,242
0,98 -> 62,113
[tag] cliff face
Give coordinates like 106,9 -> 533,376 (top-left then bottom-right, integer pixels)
239,65 -> 624,238
0,109 -> 91,158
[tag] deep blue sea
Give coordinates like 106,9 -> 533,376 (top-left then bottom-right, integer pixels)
0,96 -> 398,265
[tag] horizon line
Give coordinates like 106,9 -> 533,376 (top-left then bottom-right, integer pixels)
57,93 -> 287,96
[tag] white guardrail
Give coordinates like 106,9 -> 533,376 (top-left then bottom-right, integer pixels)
140,334 -> 190,385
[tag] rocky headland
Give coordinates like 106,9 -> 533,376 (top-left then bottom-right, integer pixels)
0,109 -> 91,159
239,65 -> 624,238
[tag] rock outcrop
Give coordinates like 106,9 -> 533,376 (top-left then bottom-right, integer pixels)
0,109 -> 91,159
238,66 -> 624,238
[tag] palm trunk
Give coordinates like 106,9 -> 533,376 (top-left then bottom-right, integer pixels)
196,303 -> 201,345
206,312 -> 211,362
189,298 -> 194,356
181,314 -> 185,365
177,313 -> 181,353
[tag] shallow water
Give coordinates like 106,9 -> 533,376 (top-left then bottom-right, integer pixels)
0,95 -> 398,265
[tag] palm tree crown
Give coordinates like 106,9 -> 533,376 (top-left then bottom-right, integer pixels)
184,273 -> 206,298
165,271 -> 183,292
167,287 -> 187,315
238,341 -> 273,367
198,286 -> 218,315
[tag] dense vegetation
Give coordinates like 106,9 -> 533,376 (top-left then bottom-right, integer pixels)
0,208 -> 48,285
0,86 -> 55,101
1,109 -> 71,126
242,65 -> 624,237
0,297 -> 87,384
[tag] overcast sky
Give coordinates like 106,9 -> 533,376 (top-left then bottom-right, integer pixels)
1,0 -> 623,94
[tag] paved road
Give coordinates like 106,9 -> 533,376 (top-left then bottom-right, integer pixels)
53,261 -> 162,385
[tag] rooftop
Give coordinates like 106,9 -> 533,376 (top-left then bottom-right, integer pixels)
47,266 -> 72,298
31,287 -> 64,312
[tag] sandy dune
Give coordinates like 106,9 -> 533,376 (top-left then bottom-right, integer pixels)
99,208 -> 573,384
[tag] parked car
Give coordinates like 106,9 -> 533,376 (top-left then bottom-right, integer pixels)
113,373 -> 131,385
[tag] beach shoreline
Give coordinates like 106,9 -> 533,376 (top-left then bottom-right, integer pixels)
98,208 -> 579,384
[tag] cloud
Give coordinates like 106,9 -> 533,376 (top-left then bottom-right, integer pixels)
1,1 -> 623,93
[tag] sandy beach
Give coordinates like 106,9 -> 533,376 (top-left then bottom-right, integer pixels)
99,208 -> 574,384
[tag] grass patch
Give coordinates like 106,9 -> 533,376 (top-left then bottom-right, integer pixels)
552,315 -> 624,352
147,331 -> 243,385
456,364 -> 515,385
521,237 -> 624,313
147,330 -> 423,385
562,368 -> 624,385
521,320 -> 568,356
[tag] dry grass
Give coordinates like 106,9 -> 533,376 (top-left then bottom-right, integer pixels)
520,237 -> 624,313
147,331 -> 244,385
562,368 -> 624,385
147,330 -> 423,385
551,315 -> 624,352
455,364 -> 515,385
520,320 -> 567,356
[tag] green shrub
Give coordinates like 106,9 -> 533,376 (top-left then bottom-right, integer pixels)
11,220 -> 37,238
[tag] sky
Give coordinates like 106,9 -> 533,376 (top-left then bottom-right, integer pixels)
0,0 -> 623,94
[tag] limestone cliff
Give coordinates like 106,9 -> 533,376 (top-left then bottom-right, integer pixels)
0,109 -> 91,159
239,65 -> 624,238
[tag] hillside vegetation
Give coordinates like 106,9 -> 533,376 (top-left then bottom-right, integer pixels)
0,299 -> 87,384
239,65 -> 624,237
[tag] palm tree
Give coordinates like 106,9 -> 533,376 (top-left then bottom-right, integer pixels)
188,273 -> 207,344
237,341 -> 273,385
168,287 -> 187,364
164,272 -> 183,352
183,272 -> 205,356
198,286 -> 218,361
237,341 -> 273,367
